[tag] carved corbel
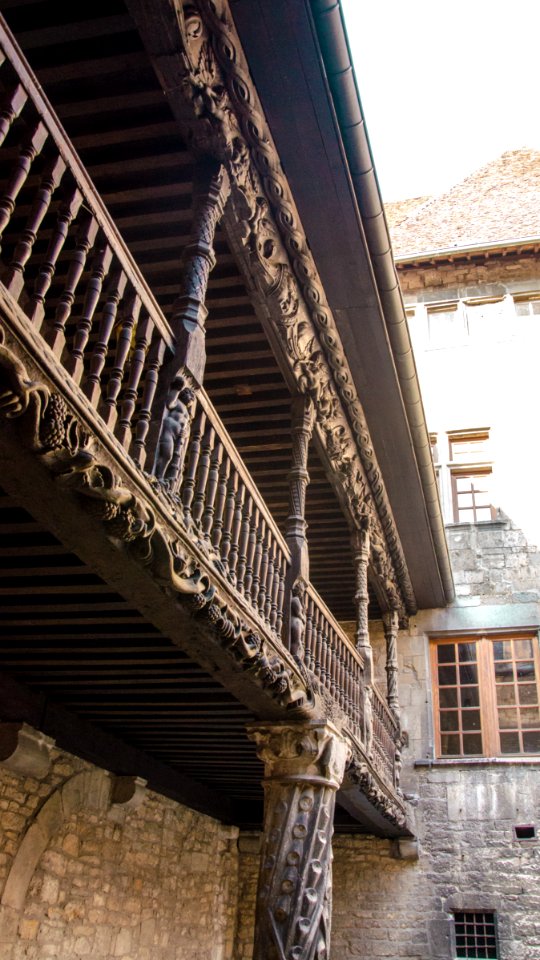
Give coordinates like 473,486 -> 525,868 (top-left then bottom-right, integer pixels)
110,775 -> 147,812
0,723 -> 54,779
248,721 -> 350,960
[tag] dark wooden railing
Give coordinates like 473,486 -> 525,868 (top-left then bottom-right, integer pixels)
305,585 -> 365,744
0,18 -> 400,788
372,685 -> 400,786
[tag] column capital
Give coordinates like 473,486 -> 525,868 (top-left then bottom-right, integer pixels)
247,720 -> 350,789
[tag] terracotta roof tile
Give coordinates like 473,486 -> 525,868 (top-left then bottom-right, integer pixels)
386,149 -> 540,258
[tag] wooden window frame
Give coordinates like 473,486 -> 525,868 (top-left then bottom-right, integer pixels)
431,633 -> 540,759
450,467 -> 496,523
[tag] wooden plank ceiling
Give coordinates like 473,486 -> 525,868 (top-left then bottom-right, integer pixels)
0,0 -> 382,622
0,486 -> 366,831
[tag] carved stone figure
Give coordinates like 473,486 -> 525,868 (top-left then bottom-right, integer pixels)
153,379 -> 195,486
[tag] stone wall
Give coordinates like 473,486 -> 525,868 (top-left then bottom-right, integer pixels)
0,747 -> 238,960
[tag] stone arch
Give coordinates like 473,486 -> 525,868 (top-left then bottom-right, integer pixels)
1,768 -> 110,913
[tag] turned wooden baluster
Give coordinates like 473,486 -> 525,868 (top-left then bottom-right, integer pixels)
313,607 -> 323,680
211,455 -> 230,554
345,651 -> 354,713
303,596 -> 314,672
275,554 -> 287,636
228,483 -> 246,585
66,244 -> 113,383
220,471 -> 238,574
244,504 -> 258,601
182,407 -> 206,525
192,424 -> 215,529
236,493 -> 253,595
4,154 -> 66,300
46,211 -> 99,356
115,311 -> 151,451
29,185 -> 83,328
329,630 -> 338,700
269,547 -> 281,631
251,511 -> 264,610
0,85 -> 27,148
257,520 -> 269,621
0,121 -> 47,248
201,440 -> 223,545
131,334 -> 167,468
103,292 -> 142,430
84,270 -> 128,407
320,624 -> 331,689
263,537 -> 276,626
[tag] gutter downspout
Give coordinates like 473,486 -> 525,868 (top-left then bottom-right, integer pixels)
310,0 -> 454,604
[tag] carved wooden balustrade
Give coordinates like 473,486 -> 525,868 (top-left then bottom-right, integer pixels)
304,585 -> 365,744
176,391 -> 289,642
372,684 -> 400,787
0,18 -> 401,792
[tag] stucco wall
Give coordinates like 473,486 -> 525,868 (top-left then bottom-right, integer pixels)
0,748 -> 238,960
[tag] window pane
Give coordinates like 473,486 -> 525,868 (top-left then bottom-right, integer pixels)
462,733 -> 483,755
458,508 -> 474,522
460,663 -> 478,685
462,710 -> 481,731
514,639 -> 534,658
475,507 -> 492,521
519,684 -> 538,705
441,734 -> 460,756
437,644 -> 456,664
493,640 -> 512,660
458,643 -> 477,663
461,687 -> 479,708
494,661 -> 514,682
500,732 -> 520,754
439,665 -> 457,685
440,687 -> 458,708
441,711 -> 459,732
498,708 -> 518,729
516,661 -> 535,680
523,731 -> 540,753
495,685 -> 515,706
521,707 -> 540,728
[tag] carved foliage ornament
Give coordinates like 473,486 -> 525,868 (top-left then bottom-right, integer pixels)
0,328 -> 308,711
173,0 -> 415,617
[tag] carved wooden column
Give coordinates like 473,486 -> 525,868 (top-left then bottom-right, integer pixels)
284,396 -> 315,652
248,721 -> 350,960
383,609 -> 400,720
351,518 -> 371,677
148,159 -> 230,484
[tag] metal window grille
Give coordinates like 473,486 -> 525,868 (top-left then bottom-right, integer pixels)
454,911 -> 498,958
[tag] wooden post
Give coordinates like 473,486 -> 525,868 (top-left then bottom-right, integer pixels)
383,609 -> 400,721
147,159 -> 230,483
284,396 -> 315,653
248,721 -> 350,960
351,517 -> 373,754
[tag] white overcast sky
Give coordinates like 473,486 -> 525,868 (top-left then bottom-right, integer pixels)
341,0 -> 540,201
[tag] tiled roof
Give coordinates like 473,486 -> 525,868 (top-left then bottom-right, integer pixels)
386,149 -> 540,258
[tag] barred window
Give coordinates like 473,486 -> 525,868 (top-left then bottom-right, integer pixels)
453,911 -> 498,959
